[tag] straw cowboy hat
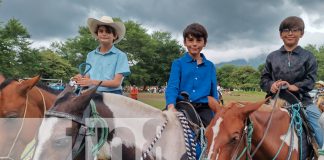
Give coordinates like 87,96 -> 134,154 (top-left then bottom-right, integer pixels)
316,80 -> 324,86
87,16 -> 125,44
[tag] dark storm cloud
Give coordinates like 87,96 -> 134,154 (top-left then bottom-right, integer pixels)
84,0 -> 303,45
0,0 -> 297,43
0,0 -> 89,40
0,0 -> 323,62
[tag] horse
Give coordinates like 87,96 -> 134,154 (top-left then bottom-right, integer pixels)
204,89 -> 320,160
0,76 -> 58,160
32,84 -> 189,160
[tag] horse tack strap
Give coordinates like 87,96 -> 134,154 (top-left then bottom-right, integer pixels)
45,110 -> 84,125
71,103 -> 92,160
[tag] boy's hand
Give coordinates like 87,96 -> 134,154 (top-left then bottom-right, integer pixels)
167,104 -> 177,112
270,80 -> 282,93
76,76 -> 94,87
277,81 -> 299,92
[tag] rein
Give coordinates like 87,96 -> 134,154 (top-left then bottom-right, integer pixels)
141,114 -> 168,160
45,103 -> 92,160
232,119 -> 253,160
0,86 -> 47,160
227,87 -> 282,160
45,100 -> 109,160
0,95 -> 29,160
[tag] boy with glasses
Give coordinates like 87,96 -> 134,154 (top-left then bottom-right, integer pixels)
260,16 -> 323,150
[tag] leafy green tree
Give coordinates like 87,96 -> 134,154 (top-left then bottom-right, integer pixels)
305,44 -> 324,81
0,18 -> 33,77
52,26 -> 97,68
217,64 -> 237,89
36,49 -> 77,81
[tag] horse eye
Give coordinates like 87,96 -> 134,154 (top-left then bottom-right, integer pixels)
230,134 -> 241,144
6,113 -> 18,118
52,137 -> 71,148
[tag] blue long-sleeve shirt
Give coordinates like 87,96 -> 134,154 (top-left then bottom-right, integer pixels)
165,53 -> 218,105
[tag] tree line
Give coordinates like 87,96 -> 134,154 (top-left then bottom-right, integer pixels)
1,18 -> 324,91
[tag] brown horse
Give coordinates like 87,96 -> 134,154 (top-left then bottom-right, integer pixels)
0,76 -> 58,160
204,94 -> 319,160
32,85 -> 188,160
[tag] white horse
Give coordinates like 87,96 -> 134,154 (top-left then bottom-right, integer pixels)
32,85 -> 188,160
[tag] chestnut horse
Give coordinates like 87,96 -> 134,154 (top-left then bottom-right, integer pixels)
205,90 -> 320,160
32,85 -> 188,160
0,76 -> 58,160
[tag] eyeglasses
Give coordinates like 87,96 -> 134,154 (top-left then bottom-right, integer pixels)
281,28 -> 301,34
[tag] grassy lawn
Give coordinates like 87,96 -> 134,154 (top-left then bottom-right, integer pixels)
126,91 -> 266,110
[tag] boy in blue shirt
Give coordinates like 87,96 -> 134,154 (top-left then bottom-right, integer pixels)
74,16 -> 130,94
165,23 -> 218,126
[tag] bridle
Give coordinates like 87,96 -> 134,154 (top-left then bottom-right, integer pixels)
227,87 -> 283,160
0,87 -> 46,160
45,103 -> 92,160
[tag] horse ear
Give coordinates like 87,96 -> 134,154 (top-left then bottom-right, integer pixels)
18,75 -> 41,95
57,84 -> 75,98
242,98 -> 268,116
77,81 -> 102,102
208,96 -> 222,113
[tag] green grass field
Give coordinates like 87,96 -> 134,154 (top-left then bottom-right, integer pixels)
127,91 -> 266,110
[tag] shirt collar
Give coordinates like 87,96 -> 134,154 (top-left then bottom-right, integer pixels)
95,45 -> 117,55
184,52 -> 207,63
279,45 -> 302,54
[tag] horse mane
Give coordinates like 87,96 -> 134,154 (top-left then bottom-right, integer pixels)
0,79 -> 16,90
102,93 -> 162,117
0,78 -> 60,95
225,98 -> 287,112
258,98 -> 287,112
35,82 -> 61,95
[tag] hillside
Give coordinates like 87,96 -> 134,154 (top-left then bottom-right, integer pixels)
216,53 -> 267,68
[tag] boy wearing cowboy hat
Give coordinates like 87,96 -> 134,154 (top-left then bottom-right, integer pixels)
74,16 -> 130,94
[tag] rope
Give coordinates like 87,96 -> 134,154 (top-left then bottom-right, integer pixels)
88,100 -> 109,156
272,102 -> 303,160
77,62 -> 92,95
177,112 -> 196,160
198,127 -> 208,160
236,122 -> 254,160
19,87 -> 47,160
292,103 -> 303,159
141,115 -> 168,160
0,94 -> 29,160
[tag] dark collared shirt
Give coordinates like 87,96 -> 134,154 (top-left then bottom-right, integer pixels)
165,53 -> 218,105
260,45 -> 317,105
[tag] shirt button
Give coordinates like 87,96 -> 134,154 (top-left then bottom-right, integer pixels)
195,77 -> 198,80
196,67 -> 199,68
193,90 -> 196,92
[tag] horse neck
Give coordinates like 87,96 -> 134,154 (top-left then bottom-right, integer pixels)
102,93 -> 163,118
249,108 -> 292,157
27,87 -> 57,117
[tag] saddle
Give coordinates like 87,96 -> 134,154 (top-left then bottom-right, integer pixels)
175,92 -> 205,139
278,88 -> 319,158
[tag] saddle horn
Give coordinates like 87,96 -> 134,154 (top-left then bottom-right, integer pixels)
180,91 -> 190,102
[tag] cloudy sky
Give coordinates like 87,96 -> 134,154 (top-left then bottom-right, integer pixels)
1,0 -> 324,63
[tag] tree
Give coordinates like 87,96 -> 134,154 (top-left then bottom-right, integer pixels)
305,44 -> 324,81
52,26 -> 97,68
217,64 -> 237,89
36,49 -> 77,81
0,18 -> 33,77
